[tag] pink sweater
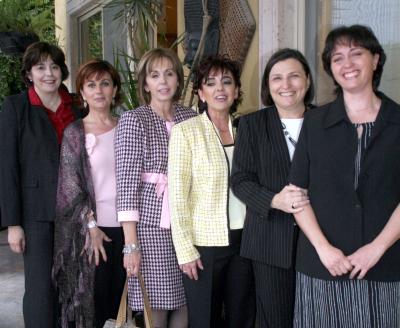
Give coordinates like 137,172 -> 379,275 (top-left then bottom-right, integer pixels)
86,127 -> 120,227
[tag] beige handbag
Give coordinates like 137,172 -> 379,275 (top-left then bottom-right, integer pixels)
103,272 -> 153,328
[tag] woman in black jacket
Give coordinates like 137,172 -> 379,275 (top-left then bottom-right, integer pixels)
231,48 -> 313,327
290,25 -> 400,328
0,42 -> 82,328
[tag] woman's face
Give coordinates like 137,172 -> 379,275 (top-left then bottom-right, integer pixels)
27,56 -> 62,95
145,57 -> 178,105
80,72 -> 116,112
330,43 -> 379,93
198,68 -> 238,115
268,58 -> 309,114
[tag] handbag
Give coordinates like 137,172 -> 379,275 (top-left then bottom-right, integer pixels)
103,272 -> 154,328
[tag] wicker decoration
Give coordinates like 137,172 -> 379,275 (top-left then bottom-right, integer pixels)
183,0 -> 219,68
218,0 -> 256,67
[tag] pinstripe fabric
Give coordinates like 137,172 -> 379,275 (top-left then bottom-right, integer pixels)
253,261 -> 296,328
231,106 -> 297,268
294,272 -> 400,328
231,107 -> 299,327
168,112 -> 231,264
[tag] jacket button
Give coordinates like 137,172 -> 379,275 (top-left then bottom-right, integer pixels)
355,203 -> 361,209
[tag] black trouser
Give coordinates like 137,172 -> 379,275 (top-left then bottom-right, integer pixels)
94,226 -> 126,328
184,229 -> 256,328
22,221 -> 57,328
252,261 -> 296,328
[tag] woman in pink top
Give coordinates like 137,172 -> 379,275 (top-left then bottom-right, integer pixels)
53,60 -> 125,328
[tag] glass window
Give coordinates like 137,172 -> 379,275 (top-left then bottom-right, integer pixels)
79,10 -> 103,63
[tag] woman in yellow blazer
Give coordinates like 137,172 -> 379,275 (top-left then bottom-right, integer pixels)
168,56 -> 255,328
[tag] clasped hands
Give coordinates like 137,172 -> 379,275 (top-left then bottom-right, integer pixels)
317,242 -> 386,279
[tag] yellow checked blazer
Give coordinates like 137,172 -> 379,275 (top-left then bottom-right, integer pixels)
168,112 -> 231,264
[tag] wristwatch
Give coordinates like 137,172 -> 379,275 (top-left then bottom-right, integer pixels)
87,220 -> 97,229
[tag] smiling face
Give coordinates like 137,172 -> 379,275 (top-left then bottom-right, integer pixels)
81,72 -> 117,112
145,57 -> 178,106
330,42 -> 379,94
268,58 -> 309,116
198,68 -> 239,115
27,56 -> 62,95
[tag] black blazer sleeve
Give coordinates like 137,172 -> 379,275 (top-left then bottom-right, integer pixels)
0,96 -> 23,226
231,109 -> 297,268
0,91 -> 82,228
231,115 -> 276,217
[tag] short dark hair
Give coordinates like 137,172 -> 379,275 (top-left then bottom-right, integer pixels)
75,59 -> 122,109
137,48 -> 184,105
322,24 -> 386,93
21,42 -> 69,86
193,55 -> 242,114
261,48 -> 314,107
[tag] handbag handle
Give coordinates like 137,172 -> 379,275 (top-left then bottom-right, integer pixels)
138,272 -> 153,328
115,273 -> 154,328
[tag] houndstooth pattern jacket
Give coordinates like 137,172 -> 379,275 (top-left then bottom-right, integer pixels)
115,103 -> 197,225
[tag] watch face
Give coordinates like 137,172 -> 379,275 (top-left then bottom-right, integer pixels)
88,220 -> 97,229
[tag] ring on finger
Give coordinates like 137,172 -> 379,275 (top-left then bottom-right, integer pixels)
291,202 -> 296,209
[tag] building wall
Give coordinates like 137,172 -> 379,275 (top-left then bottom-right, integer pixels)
240,0 -> 259,114
55,0 -> 70,87
55,0 -> 400,107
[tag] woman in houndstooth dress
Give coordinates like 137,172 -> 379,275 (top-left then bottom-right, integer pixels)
115,48 -> 196,327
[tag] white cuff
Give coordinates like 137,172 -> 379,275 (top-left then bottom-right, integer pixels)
117,210 -> 140,222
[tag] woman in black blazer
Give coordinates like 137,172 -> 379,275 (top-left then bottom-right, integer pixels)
231,48 -> 313,327
0,42 -> 82,328
290,25 -> 400,328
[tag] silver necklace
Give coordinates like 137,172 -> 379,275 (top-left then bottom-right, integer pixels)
281,121 -> 297,147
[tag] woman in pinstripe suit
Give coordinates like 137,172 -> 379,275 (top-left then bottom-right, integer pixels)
231,48 -> 314,327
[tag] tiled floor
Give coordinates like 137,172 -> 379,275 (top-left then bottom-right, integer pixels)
0,229 -> 24,328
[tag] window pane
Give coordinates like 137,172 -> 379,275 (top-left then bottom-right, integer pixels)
80,11 -> 103,63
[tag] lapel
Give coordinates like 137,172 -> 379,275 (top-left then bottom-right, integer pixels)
200,112 -> 228,163
266,106 -> 291,177
359,92 -> 400,176
367,92 -> 400,148
31,103 -> 58,143
201,111 -> 223,145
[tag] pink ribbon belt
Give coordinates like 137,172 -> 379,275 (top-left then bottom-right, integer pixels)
141,172 -> 170,229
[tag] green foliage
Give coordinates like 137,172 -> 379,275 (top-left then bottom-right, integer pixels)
109,0 -> 163,58
0,53 -> 25,106
0,0 -> 56,43
114,51 -> 140,110
0,0 -> 56,106
108,0 -> 163,111
87,12 -> 103,60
